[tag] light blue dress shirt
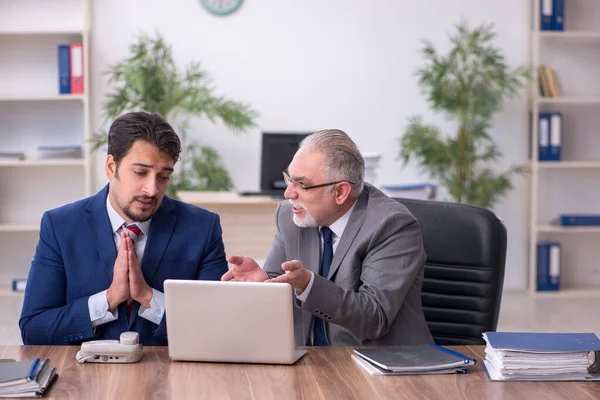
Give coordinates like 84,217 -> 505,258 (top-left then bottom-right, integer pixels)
87,196 -> 166,328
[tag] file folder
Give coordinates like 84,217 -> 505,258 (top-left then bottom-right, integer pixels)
549,243 -> 561,290
538,113 -> 551,161
553,0 -> 565,31
537,242 -> 550,290
560,214 -> 600,226
353,344 -> 476,374
540,0 -> 553,30
549,112 -> 562,161
485,332 -> 600,353
483,332 -> 600,381
11,278 -> 26,292
70,43 -> 84,94
537,242 -> 560,291
58,44 -> 70,94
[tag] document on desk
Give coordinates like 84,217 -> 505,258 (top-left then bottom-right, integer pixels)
482,332 -> 600,381
0,358 -> 58,397
351,355 -> 468,376
353,344 -> 476,375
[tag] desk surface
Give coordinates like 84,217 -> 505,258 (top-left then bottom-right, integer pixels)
0,345 -> 598,399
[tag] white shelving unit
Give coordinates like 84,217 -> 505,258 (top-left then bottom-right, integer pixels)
538,161 -> 600,169
528,0 -> 600,297
537,97 -> 600,104
538,31 -> 600,39
0,94 -> 85,102
0,0 -> 92,287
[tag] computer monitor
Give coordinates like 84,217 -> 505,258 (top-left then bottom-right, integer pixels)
260,132 -> 310,195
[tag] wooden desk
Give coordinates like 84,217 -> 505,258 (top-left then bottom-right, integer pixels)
1,345 -> 598,399
177,191 -> 281,261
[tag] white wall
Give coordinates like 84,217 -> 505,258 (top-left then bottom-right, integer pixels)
91,0 -> 530,290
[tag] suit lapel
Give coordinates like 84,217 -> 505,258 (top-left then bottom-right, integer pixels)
141,196 -> 176,282
85,186 -> 117,280
299,226 -> 321,274
327,188 -> 369,279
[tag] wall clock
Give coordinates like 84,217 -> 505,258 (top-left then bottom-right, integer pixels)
200,0 -> 243,16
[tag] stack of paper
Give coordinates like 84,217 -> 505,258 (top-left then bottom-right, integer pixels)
0,358 -> 58,397
380,183 -> 437,200
37,145 -> 82,159
352,344 -> 476,376
362,152 -> 381,186
0,152 -> 26,161
483,332 -> 600,381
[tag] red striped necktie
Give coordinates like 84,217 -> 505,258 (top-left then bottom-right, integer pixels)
124,223 -> 142,241
122,223 -> 142,318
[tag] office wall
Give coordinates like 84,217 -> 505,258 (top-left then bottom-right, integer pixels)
91,0 -> 529,289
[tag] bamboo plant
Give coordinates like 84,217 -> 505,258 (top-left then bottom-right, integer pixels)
399,21 -> 531,209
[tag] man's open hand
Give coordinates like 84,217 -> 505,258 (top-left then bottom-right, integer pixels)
266,260 -> 312,293
221,256 -> 268,282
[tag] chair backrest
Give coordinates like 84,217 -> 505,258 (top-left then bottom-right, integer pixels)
395,198 -> 507,345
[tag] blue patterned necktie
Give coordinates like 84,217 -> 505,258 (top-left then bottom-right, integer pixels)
313,226 -> 333,346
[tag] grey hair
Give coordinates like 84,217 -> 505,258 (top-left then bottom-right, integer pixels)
299,129 -> 364,197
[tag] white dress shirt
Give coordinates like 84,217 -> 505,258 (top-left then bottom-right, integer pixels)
295,200 -> 357,302
87,196 -> 166,328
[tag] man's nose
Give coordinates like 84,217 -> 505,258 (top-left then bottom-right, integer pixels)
284,183 -> 297,200
142,178 -> 159,196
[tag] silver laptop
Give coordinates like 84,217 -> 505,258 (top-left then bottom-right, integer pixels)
164,279 -> 307,364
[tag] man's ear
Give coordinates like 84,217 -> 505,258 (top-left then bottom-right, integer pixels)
105,154 -> 116,180
333,182 -> 352,205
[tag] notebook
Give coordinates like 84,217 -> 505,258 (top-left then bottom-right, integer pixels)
164,280 -> 307,365
0,358 -> 58,397
351,355 -> 468,376
483,332 -> 600,381
353,344 -> 476,374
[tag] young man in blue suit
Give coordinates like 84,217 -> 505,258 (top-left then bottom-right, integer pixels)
20,112 -> 228,346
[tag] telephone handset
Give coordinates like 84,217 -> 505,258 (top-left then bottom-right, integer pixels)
76,332 -> 143,363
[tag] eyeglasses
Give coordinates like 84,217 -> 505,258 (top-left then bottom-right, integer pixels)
283,170 -> 355,191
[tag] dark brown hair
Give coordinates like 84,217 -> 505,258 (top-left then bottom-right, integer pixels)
107,112 -> 181,164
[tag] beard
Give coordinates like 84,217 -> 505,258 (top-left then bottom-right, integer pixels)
289,200 -> 318,228
121,195 -> 158,222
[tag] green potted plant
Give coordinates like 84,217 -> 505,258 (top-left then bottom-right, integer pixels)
91,31 -> 258,198
399,21 -> 531,209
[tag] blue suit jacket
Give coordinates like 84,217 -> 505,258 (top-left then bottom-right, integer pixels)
19,186 -> 228,346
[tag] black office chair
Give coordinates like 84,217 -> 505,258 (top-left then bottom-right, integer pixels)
395,198 -> 507,345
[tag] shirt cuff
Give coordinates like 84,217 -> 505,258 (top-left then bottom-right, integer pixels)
138,289 -> 165,326
89,290 -> 118,328
295,272 -> 315,303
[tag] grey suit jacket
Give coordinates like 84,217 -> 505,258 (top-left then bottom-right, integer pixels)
263,183 -> 433,346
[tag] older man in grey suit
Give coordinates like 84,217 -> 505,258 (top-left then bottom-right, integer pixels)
222,129 -> 433,346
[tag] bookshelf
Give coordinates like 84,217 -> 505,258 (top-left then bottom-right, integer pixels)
528,0 -> 600,296
537,97 -> 600,104
0,0 -> 92,286
0,94 -> 85,102
538,31 -> 600,39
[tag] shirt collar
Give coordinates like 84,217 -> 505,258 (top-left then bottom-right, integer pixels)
320,199 -> 357,240
105,194 -> 151,236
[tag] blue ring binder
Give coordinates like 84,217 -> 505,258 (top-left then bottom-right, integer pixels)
429,343 -> 477,364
